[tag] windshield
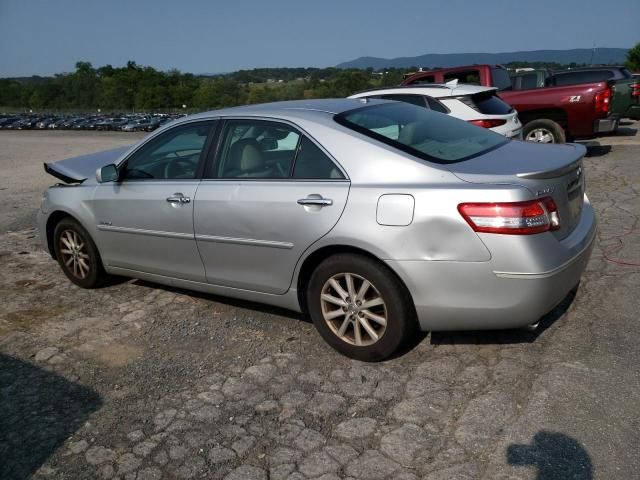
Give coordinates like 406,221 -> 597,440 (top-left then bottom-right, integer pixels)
335,102 -> 508,163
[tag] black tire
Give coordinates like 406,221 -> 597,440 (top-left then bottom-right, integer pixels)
306,254 -> 416,361
522,119 -> 566,144
53,217 -> 107,288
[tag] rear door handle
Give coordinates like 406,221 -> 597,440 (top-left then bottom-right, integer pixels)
166,193 -> 191,204
297,196 -> 333,206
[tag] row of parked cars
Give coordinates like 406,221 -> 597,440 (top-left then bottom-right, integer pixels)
0,113 -> 184,132
395,64 -> 639,143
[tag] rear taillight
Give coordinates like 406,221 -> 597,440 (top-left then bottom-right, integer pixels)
467,119 -> 507,128
631,83 -> 640,97
458,198 -> 560,235
594,87 -> 611,114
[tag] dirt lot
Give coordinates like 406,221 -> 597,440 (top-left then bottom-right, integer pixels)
1,125 -> 639,480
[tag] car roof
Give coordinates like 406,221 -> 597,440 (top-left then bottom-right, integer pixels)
350,83 -> 496,98
553,66 -> 625,72
186,98 -> 390,121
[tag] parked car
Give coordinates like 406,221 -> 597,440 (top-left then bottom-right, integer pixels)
348,83 -> 522,138
546,66 -> 640,120
402,64 -> 513,91
510,69 -> 551,90
500,80 -> 618,143
39,99 -> 595,361
122,119 -> 152,132
403,64 -> 620,143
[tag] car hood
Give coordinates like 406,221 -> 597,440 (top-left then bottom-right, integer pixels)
44,145 -> 131,183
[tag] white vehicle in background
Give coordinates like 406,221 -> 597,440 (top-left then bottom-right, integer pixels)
349,81 -> 522,139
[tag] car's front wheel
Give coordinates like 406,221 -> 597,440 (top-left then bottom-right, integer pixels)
307,254 -> 415,361
53,218 -> 107,288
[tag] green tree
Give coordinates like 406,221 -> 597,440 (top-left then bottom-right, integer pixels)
625,42 -> 640,72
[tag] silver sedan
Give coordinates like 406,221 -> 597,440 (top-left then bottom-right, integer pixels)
38,99 -> 596,361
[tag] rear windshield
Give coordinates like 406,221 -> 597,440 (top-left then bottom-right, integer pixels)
335,102 -> 508,164
491,67 -> 513,91
469,91 -> 514,115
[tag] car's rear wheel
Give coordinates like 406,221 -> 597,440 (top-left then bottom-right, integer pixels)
307,254 -> 415,361
523,119 -> 566,144
53,218 -> 107,288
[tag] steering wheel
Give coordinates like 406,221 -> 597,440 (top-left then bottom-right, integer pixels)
164,158 -> 195,179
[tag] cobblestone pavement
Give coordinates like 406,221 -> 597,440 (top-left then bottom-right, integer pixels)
1,130 -> 639,479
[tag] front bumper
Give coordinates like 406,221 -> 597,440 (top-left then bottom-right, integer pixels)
388,198 -> 597,331
36,209 -> 52,256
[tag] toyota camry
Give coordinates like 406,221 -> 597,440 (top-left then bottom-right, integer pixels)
38,99 -> 596,361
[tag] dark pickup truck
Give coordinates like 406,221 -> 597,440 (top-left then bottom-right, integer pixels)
403,65 -> 618,143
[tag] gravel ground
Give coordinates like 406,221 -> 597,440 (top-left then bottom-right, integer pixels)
0,126 -> 639,480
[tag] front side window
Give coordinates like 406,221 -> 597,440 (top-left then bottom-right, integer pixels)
122,121 -> 214,180
335,102 -> 508,164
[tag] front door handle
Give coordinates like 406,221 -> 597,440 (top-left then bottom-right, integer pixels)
166,193 -> 191,205
297,196 -> 333,207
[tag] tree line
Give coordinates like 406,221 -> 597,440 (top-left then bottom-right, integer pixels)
1,46 -> 637,113
0,62 -> 406,112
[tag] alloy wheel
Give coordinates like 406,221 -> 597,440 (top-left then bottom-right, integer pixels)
320,272 -> 387,346
58,229 -> 90,279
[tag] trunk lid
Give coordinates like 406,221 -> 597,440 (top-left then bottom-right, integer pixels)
447,140 -> 586,239
44,146 -> 130,183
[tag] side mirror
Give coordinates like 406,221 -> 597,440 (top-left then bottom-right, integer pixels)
96,164 -> 118,183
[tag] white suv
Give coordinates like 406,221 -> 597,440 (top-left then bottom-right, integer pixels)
349,82 -> 522,139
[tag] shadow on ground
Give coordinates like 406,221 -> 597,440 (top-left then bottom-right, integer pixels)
508,431 -> 593,479
0,354 -> 102,480
584,143 -> 612,157
131,278 -> 308,322
430,285 -> 577,346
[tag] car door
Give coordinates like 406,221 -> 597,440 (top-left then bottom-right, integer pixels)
194,119 -> 350,294
91,120 -> 217,281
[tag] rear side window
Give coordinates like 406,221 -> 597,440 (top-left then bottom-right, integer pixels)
292,137 -> 345,180
373,94 -> 448,113
444,70 -> 480,85
408,75 -> 435,85
374,94 -> 427,108
491,67 -> 513,91
549,70 -> 613,86
335,102 -> 508,164
425,96 -> 449,113
513,73 -> 539,90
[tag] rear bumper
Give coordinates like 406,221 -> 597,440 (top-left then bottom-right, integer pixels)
388,198 -> 597,331
594,116 -> 620,134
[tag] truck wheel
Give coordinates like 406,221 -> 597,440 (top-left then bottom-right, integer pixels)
523,119 -> 566,144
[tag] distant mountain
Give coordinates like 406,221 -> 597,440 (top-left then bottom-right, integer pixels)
336,48 -> 629,69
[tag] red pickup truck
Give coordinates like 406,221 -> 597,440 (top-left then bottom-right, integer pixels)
403,65 -> 619,143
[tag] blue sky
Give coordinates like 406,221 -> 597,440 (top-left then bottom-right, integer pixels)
0,0 -> 638,76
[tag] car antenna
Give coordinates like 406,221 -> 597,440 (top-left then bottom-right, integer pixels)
445,78 -> 458,88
